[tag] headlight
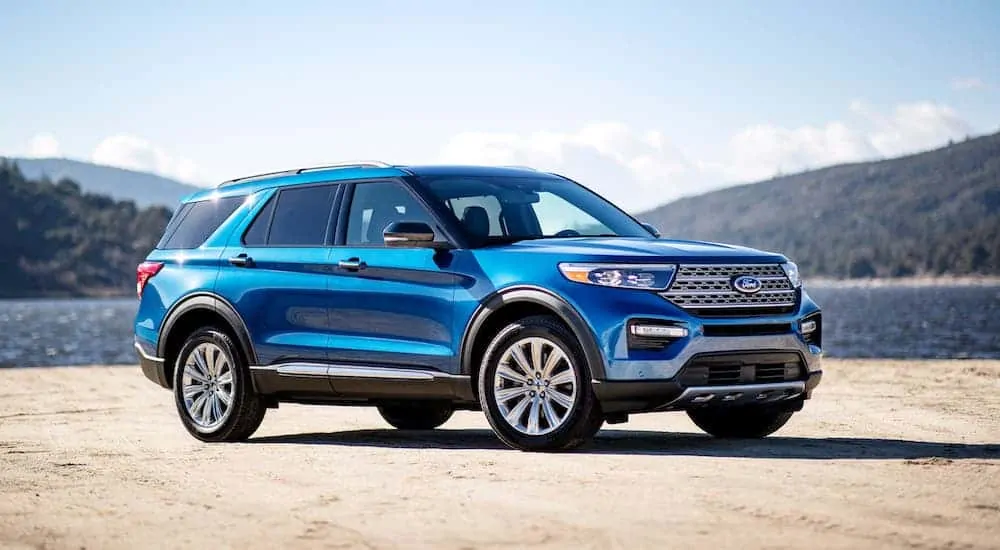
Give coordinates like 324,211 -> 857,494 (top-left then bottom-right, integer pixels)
558,263 -> 676,290
782,261 -> 801,288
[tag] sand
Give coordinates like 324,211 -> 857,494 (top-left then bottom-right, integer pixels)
1,359 -> 998,549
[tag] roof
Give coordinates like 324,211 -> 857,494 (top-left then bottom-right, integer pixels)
179,163 -> 558,203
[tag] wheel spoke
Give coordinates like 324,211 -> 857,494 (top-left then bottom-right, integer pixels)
510,343 -> 533,376
495,385 -> 530,402
192,348 -> 210,378
210,393 -> 223,423
549,370 -> 574,387
541,398 -> 560,428
541,348 -> 564,377
216,370 -> 233,386
496,364 -> 527,384
190,392 -> 209,423
504,395 -> 532,428
206,346 -> 217,377
530,340 -> 544,376
547,387 -> 574,409
526,398 -> 541,434
184,365 -> 210,384
215,388 -> 232,407
183,383 -> 204,399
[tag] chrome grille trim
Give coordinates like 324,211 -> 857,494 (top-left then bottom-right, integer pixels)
661,263 -> 797,312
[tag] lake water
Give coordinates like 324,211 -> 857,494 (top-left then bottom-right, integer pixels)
1,283 -> 999,368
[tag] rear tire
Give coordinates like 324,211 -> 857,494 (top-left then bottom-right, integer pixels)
378,402 -> 454,430
687,406 -> 793,439
478,315 -> 602,452
172,328 -> 266,442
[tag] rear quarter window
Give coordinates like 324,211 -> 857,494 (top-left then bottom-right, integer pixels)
157,196 -> 244,249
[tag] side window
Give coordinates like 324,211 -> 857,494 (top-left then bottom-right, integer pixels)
345,182 -> 438,246
267,184 -> 338,246
155,202 -> 193,248
158,196 -> 243,249
241,195 -> 275,246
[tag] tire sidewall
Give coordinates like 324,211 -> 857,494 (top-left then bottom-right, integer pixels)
172,328 -> 252,441
478,318 -> 595,450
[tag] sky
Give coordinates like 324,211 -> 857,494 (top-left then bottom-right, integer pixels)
1,0 -> 998,211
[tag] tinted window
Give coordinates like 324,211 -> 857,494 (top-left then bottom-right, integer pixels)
346,182 -> 438,245
155,202 -> 193,248
241,196 -> 275,246
418,175 -> 648,246
159,196 -> 243,249
267,185 -> 337,246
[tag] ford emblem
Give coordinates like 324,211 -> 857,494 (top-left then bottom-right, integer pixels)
732,275 -> 763,294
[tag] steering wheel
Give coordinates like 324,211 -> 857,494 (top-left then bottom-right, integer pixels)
554,229 -> 581,238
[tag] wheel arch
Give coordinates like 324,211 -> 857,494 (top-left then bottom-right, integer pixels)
157,293 -> 257,388
459,286 -> 607,386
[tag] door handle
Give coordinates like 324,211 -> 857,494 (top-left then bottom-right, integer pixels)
338,257 -> 366,271
229,253 -> 253,267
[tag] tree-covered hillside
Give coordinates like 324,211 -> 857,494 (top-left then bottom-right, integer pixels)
639,132 -> 1000,278
0,161 -> 172,297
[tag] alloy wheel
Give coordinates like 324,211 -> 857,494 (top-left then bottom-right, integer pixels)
180,342 -> 235,432
492,336 -> 578,436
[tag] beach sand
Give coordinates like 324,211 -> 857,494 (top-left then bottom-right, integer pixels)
1,359 -> 998,549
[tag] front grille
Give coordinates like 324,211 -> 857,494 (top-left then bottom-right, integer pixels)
661,264 -> 798,316
677,352 -> 805,387
703,323 -> 792,337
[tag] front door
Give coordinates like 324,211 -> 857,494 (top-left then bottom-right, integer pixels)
325,180 -> 460,373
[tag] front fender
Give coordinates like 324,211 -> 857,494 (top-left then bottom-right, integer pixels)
459,285 -> 607,380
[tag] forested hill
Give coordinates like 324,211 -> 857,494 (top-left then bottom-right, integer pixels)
639,132 -> 1000,278
4,157 -> 199,207
0,161 -> 172,298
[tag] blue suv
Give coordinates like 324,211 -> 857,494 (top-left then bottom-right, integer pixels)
134,161 -> 822,451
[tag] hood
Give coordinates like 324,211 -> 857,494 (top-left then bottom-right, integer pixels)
494,237 -> 787,264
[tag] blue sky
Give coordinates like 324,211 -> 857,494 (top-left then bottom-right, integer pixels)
1,0 -> 997,210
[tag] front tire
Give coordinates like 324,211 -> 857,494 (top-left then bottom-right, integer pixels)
478,315 -> 602,452
378,402 -> 454,430
172,328 -> 266,442
687,406 -> 793,438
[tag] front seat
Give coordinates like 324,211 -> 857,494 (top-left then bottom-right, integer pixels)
461,206 -> 491,240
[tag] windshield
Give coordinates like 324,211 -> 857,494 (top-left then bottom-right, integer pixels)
417,175 -> 651,246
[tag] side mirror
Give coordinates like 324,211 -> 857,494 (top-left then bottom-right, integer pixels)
383,221 -> 447,249
641,222 -> 661,238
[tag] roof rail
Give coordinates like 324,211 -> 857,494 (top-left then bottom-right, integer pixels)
217,160 -> 393,187
296,160 -> 392,173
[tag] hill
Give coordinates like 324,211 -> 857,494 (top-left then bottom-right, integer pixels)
3,157 -> 201,207
0,160 -> 172,298
639,132 -> 1000,278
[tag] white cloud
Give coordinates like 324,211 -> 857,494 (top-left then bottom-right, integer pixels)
951,77 -> 986,91
439,122 -> 702,211
91,134 -> 201,183
27,133 -> 61,157
439,100 -> 975,211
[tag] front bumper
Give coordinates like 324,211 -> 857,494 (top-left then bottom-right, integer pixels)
593,369 -> 823,414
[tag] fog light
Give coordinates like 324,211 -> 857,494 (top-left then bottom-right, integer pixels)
630,325 -> 689,339
801,320 -> 817,334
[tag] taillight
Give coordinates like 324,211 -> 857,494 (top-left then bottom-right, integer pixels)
137,261 -> 164,298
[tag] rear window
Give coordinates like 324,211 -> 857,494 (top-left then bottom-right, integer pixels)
265,184 -> 338,246
157,196 -> 243,249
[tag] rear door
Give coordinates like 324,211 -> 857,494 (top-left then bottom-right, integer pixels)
324,179 -> 460,373
216,183 -> 341,366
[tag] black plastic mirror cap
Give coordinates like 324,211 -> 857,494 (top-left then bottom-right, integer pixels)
641,222 -> 661,238
383,221 -> 452,249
